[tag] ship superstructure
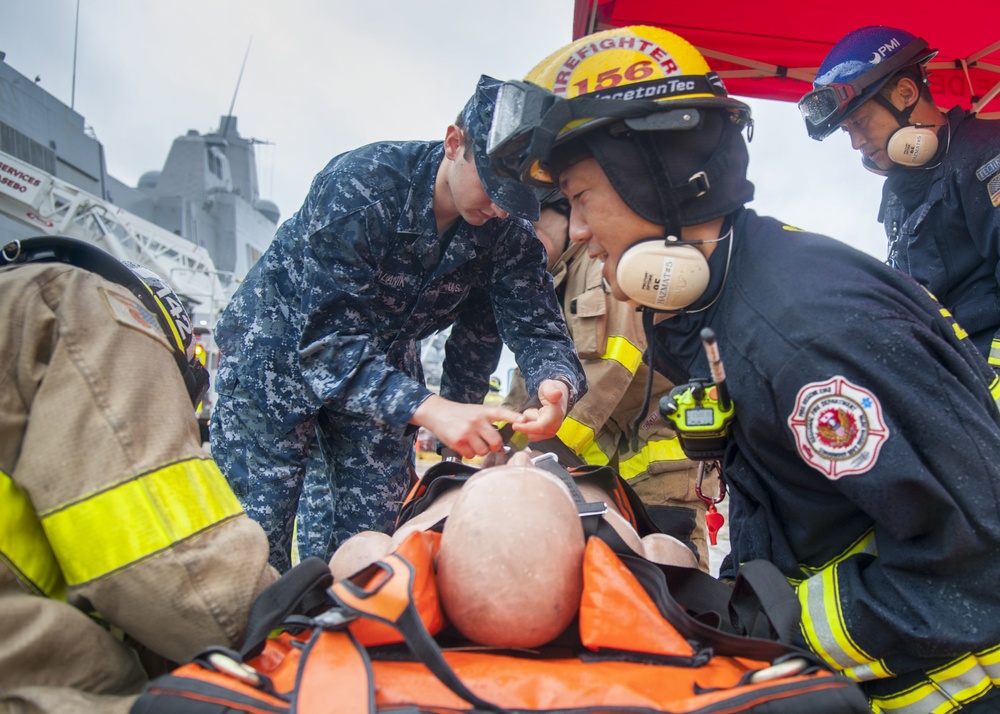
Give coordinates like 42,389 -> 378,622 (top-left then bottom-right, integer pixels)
0,52 -> 280,432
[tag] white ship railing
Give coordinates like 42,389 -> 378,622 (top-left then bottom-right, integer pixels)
0,148 -> 229,325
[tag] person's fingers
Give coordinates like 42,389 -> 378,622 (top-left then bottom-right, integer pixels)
483,406 -> 526,424
516,408 -> 540,423
468,431 -> 488,458
510,404 -> 562,440
453,440 -> 476,459
533,402 -> 559,427
539,380 -> 569,407
450,427 -> 500,458
481,424 -> 504,452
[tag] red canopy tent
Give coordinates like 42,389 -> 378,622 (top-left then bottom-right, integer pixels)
572,0 -> 1000,119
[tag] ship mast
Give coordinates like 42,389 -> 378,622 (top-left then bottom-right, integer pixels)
221,38 -> 253,139
71,0 -> 80,109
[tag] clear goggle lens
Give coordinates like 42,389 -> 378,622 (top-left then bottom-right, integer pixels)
797,83 -> 859,127
488,81 -> 559,182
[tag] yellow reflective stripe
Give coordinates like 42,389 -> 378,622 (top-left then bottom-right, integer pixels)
938,307 -> 969,340
0,469 -> 66,600
870,650 -> 1000,714
990,374 -> 1000,410
871,680 -> 951,713
557,416 -> 596,454
603,335 -> 643,375
41,457 -> 243,587
145,287 -> 186,354
929,656 -> 996,709
798,563 -> 891,680
981,642 -> 1000,670
989,339 -> 1000,366
798,529 -> 878,579
619,436 -> 688,480
581,441 -> 610,466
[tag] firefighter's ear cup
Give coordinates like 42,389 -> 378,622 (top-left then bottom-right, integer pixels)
616,241 -> 710,311
885,124 -> 939,166
436,465 -> 585,648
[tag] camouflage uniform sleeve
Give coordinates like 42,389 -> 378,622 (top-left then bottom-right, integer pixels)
439,287 -> 503,404
297,192 -> 432,430
489,220 -> 587,407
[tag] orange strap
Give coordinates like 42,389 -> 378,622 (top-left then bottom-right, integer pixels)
296,631 -> 373,714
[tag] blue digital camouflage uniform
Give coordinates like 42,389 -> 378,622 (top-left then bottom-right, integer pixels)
211,79 -> 585,572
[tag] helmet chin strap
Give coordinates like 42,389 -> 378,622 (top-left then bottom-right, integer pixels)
631,132 -> 684,243
867,92 -> 949,171
872,92 -> 917,128
861,154 -> 889,176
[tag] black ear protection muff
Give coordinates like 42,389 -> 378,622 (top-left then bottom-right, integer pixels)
0,236 -> 209,406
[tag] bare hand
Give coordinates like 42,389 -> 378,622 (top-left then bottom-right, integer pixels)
511,379 -> 569,441
411,394 -> 523,460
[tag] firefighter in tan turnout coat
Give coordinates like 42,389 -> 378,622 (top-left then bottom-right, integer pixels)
0,237 -> 277,714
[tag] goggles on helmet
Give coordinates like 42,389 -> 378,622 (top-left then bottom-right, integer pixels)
489,80 -> 722,187
798,36 -> 934,140
798,82 -> 863,129
487,81 -> 560,184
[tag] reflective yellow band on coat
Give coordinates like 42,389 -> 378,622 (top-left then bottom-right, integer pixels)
603,335 -> 643,375
797,562 -> 891,681
989,339 -> 1000,367
869,648 -> 1000,714
40,458 -> 243,587
0,469 -> 66,600
557,417 -> 597,454
796,529 -> 878,581
990,374 -> 1000,409
581,441 -> 610,466
619,437 -> 688,480
938,306 -> 968,340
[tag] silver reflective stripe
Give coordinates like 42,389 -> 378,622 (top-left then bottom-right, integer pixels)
797,531 -> 892,681
989,339 -> 1000,367
799,568 -> 880,676
870,650 -> 1000,713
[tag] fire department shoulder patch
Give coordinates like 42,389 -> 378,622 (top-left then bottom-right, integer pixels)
787,376 -> 889,479
98,286 -> 171,350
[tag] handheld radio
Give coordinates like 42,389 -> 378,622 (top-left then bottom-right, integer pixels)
658,328 -> 735,461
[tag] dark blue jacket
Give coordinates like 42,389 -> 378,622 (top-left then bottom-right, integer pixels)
654,208 -> 1000,709
881,106 -> 1000,367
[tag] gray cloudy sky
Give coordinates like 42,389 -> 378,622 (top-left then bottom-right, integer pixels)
2,0 -> 889,260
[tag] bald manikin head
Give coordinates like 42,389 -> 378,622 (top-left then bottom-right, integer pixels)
328,450 -> 697,647
436,452 -> 586,647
